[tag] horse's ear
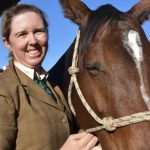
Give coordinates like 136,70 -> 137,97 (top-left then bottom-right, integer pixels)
59,0 -> 92,28
127,0 -> 150,24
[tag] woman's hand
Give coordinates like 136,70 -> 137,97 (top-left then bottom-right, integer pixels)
60,132 -> 102,150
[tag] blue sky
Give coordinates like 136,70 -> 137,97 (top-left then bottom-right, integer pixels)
0,0 -> 149,70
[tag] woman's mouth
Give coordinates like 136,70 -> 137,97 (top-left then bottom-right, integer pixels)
28,49 -> 41,57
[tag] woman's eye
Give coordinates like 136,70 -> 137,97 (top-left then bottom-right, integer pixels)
16,32 -> 27,38
19,34 -> 26,37
35,31 -> 43,35
35,29 -> 47,35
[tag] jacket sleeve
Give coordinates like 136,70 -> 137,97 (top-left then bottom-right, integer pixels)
0,89 -> 17,150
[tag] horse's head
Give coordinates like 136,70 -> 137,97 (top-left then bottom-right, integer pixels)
60,0 -> 150,148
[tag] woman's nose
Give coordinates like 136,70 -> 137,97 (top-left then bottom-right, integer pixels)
29,34 -> 38,45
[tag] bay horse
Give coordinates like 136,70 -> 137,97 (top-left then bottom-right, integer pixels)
48,0 -> 150,149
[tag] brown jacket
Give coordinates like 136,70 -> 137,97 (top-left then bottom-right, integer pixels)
0,59 -> 75,150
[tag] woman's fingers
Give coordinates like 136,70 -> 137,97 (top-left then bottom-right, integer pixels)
69,132 -> 87,140
85,134 -> 99,149
91,144 -> 102,150
60,132 -> 102,150
78,133 -> 96,146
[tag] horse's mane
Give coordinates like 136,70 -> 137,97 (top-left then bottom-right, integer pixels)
79,4 -> 125,55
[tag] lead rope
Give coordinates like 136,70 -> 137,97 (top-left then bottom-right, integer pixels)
68,30 -> 150,133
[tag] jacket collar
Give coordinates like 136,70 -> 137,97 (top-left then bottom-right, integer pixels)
14,61 -> 48,80
9,59 -> 65,111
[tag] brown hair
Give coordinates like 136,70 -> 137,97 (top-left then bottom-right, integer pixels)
1,4 -> 49,41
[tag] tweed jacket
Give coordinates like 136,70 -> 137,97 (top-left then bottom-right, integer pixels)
0,59 -> 75,150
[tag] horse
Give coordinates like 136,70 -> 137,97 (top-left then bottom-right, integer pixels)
48,0 -> 150,149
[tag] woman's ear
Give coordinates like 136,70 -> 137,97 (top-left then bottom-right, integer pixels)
2,37 -> 12,51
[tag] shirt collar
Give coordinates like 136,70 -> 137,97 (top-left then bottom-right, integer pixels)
14,61 -> 48,80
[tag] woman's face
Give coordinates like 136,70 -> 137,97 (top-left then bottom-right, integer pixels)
3,11 -> 48,69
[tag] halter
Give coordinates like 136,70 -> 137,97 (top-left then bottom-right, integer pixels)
68,30 -> 150,133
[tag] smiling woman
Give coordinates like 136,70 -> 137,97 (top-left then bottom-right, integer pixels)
2,11 -> 48,69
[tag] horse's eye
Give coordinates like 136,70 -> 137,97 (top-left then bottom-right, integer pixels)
86,63 -> 101,75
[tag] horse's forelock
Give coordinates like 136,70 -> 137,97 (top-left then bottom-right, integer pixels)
78,4 -> 124,57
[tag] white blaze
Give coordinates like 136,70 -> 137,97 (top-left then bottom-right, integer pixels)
123,30 -> 150,110
127,30 -> 143,62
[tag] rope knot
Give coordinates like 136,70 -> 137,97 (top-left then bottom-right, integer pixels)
68,66 -> 79,75
103,117 -> 116,131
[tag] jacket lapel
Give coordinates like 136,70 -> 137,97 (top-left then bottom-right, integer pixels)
47,82 -> 65,111
54,86 -> 69,110
14,65 -> 61,110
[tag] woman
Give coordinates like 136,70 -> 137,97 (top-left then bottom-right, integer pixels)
0,4 -> 101,150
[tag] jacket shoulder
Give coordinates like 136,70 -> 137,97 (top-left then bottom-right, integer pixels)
0,68 -> 17,87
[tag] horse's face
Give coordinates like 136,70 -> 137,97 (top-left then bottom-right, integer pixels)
60,0 -> 150,117
80,17 -> 150,116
